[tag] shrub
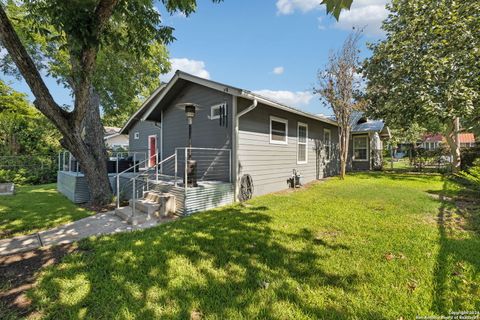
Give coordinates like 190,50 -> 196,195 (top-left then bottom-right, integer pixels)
456,159 -> 480,191
460,146 -> 480,171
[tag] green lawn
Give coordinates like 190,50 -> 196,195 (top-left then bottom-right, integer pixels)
29,173 -> 480,319
0,184 -> 93,238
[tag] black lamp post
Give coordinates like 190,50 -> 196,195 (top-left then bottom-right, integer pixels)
183,103 -> 198,187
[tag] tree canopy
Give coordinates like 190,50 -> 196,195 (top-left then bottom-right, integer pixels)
363,0 -> 479,170
363,0 -> 479,128
0,79 -> 60,156
1,0 -> 172,126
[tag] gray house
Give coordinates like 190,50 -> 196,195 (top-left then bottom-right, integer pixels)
57,71 -> 387,218
116,70 -> 339,213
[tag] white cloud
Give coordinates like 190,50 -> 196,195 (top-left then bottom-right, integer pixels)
161,58 -> 210,82
253,89 -> 314,107
275,0 -> 389,35
320,0 -> 389,35
273,66 -> 285,75
276,0 -> 320,15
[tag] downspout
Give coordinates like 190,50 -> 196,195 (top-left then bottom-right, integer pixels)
234,98 -> 258,201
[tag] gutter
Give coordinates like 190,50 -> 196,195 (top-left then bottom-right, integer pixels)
234,98 -> 258,201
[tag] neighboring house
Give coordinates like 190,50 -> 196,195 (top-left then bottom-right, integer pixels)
104,126 -> 129,150
348,112 -> 390,171
419,133 -> 476,150
459,133 -> 476,148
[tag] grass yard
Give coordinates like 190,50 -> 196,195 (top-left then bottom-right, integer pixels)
29,173 -> 479,319
0,184 -> 93,238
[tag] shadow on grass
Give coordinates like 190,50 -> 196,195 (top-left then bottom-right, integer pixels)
433,180 -> 480,313
30,205 -> 383,319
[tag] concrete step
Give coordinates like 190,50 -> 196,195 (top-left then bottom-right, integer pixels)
114,206 -> 150,225
130,191 -> 176,218
128,198 -> 160,215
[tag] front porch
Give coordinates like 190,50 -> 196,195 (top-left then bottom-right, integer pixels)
57,147 -> 234,216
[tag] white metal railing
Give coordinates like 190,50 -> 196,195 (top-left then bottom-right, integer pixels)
115,153 -> 177,212
58,150 -> 148,175
175,147 -> 232,186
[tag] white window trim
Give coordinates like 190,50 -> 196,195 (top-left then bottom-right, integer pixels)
297,122 -> 308,164
353,135 -> 369,162
210,103 -> 226,120
134,132 -> 139,140
324,128 -> 331,162
270,116 -> 288,145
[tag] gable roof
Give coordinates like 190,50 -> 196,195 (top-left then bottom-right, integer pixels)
120,70 -> 338,132
348,111 -> 387,134
119,85 -> 166,134
423,133 -> 476,144
459,133 -> 476,144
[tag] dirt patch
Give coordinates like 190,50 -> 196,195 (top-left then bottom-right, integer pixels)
0,244 -> 77,318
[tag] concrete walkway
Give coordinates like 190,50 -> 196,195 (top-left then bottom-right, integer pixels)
0,211 -> 174,256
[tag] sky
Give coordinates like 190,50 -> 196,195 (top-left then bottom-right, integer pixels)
3,0 -> 389,116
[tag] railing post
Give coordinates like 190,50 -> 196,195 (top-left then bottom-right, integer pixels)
68,152 -> 72,172
76,161 -> 79,176
132,178 -> 136,218
116,175 -> 120,208
174,152 -> 178,187
116,153 -> 119,175
58,153 -> 61,171
184,148 -> 188,190
155,147 -> 159,182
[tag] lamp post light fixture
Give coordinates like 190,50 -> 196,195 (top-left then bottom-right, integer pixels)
177,103 -> 199,187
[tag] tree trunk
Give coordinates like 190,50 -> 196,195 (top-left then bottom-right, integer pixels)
339,126 -> 349,179
82,88 -> 112,205
444,117 -> 461,173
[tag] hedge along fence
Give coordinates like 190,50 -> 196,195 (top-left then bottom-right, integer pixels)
0,154 -> 58,185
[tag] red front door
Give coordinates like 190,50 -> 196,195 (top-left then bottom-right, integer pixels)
149,136 -> 157,167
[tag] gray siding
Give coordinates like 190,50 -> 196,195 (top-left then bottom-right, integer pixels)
128,120 -> 161,162
161,83 -> 233,181
237,98 -> 339,197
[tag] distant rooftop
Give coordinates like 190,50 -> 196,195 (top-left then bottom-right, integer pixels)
104,126 -> 121,136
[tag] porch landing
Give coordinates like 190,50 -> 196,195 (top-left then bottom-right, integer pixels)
57,171 -> 235,215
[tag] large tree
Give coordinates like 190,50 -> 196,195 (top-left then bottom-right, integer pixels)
363,0 -> 480,172
0,0 -> 218,205
314,31 -> 364,179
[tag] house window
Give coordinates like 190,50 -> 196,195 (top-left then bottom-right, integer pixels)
324,129 -> 331,161
210,103 -> 226,120
353,136 -> 368,161
134,132 -> 139,140
297,122 -> 308,164
270,116 -> 288,144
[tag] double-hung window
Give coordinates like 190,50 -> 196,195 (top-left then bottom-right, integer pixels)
353,136 -> 368,161
270,116 -> 288,144
297,122 -> 308,164
324,129 -> 331,161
